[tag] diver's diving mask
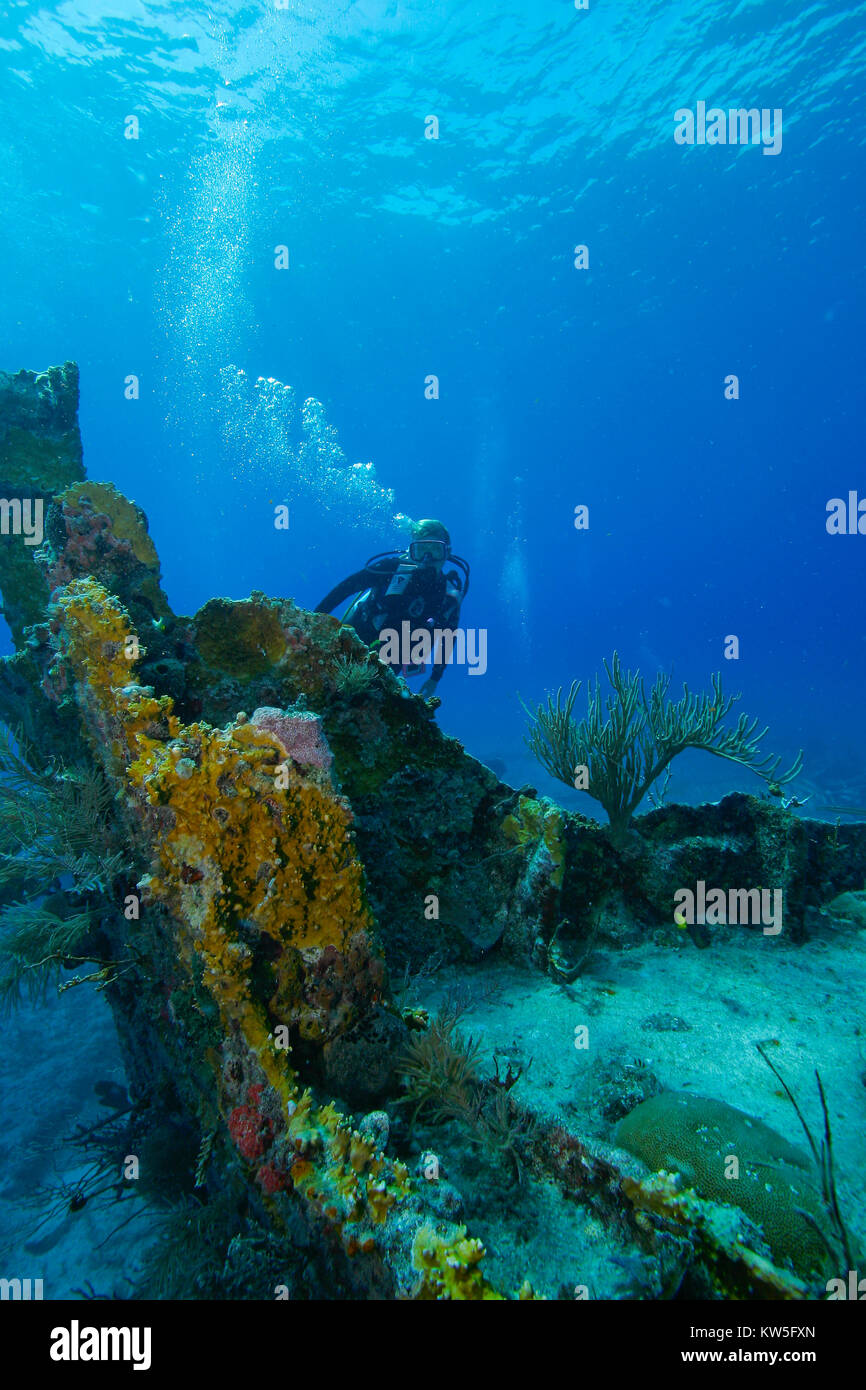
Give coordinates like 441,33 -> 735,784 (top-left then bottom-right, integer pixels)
409,539 -> 449,563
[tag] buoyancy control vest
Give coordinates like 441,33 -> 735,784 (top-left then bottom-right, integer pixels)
342,551 -> 470,650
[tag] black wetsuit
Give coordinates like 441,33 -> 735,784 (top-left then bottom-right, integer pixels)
316,554 -> 464,688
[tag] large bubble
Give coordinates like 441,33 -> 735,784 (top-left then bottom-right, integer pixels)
219,365 -> 411,536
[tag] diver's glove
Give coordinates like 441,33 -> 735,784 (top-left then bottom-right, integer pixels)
419,678 -> 439,699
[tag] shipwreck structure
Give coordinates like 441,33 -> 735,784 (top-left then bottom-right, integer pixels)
0,363 -> 862,1300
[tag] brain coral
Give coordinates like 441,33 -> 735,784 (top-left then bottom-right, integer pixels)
614,1091 -> 832,1278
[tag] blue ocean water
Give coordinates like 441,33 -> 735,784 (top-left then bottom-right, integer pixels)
1,0 -> 865,1308
2,0 -> 864,810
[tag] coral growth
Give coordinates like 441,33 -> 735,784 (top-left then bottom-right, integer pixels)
399,1004 -> 535,1179
523,653 -> 803,844
250,706 -> 333,776
400,1004 -> 483,1126
41,574 -> 524,1298
229,1086 -> 275,1162
615,1091 -> 831,1278
501,794 -> 568,962
44,481 -> 170,624
0,361 -> 83,489
411,1223 -> 503,1300
333,654 -> 379,698
193,596 -> 288,678
621,1170 -> 811,1299
0,363 -> 85,641
502,794 -> 565,889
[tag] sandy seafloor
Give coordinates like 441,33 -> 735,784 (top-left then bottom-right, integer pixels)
0,981 -> 162,1299
1,892 -> 863,1300
409,916 -> 866,1297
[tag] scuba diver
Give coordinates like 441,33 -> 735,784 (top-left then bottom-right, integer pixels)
316,519 -> 469,697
